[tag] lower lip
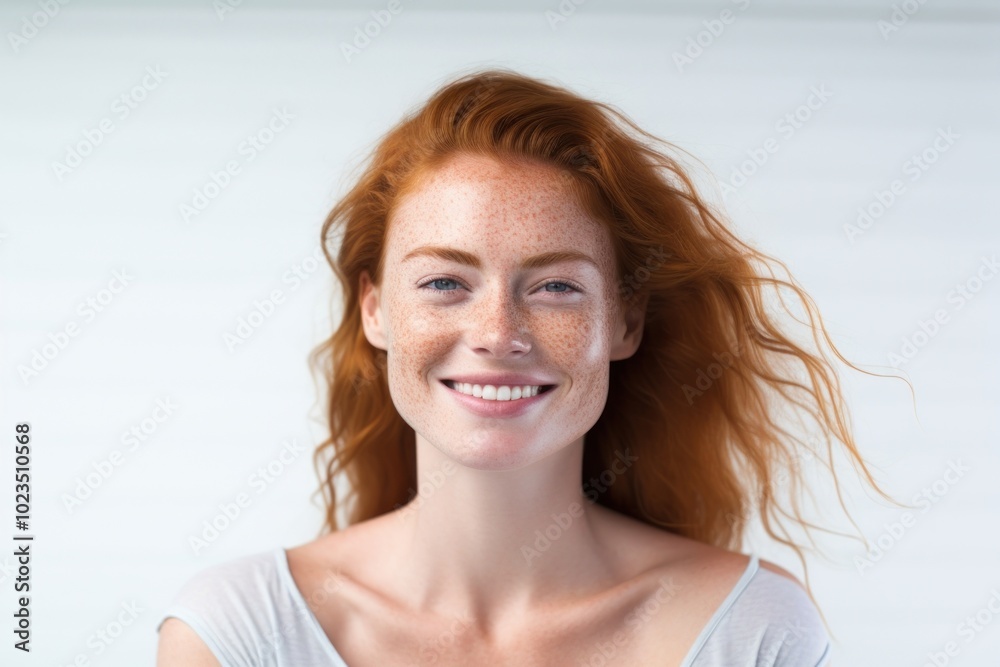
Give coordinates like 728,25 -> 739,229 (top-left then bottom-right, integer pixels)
440,381 -> 555,418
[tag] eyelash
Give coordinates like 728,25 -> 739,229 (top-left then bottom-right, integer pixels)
417,277 -> 583,298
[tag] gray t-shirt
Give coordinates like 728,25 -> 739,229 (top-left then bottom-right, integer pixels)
156,548 -> 832,666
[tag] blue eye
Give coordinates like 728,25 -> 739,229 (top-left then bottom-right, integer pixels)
417,278 -> 582,297
422,278 -> 461,292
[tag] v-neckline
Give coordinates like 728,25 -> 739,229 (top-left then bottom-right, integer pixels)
274,548 -> 350,666
274,547 -> 760,667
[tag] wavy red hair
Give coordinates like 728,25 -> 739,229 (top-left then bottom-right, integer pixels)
308,68 -> 903,621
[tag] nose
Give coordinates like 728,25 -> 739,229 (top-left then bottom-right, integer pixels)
468,287 -> 532,357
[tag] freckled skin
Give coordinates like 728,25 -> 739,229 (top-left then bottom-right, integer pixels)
353,151 -> 655,646
360,152 -> 639,471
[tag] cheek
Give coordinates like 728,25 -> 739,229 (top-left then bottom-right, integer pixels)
533,309 -> 610,368
382,291 -> 615,378
383,297 -> 455,383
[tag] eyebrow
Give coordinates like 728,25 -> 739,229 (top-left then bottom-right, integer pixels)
401,245 -> 600,271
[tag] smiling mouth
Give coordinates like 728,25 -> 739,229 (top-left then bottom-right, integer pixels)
441,380 -> 556,401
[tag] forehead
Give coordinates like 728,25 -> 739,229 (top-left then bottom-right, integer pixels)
385,153 -> 611,261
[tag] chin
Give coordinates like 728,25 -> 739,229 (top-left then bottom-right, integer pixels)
436,432 -> 549,472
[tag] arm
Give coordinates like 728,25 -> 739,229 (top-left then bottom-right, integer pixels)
156,617 -> 222,667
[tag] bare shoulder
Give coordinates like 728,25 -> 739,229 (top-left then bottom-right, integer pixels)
587,512 -> 812,662
591,505 -> 809,597
609,510 -> 805,584
588,503 -> 741,573
285,513 -> 381,574
156,618 -> 221,667
661,537 -> 808,593
283,512 -> 397,606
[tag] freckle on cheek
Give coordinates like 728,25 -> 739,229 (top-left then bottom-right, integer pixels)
365,153 -> 623,467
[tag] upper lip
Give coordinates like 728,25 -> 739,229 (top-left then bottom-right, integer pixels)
441,373 -> 557,387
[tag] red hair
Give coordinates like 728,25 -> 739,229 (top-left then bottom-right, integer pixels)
308,67 -> 902,619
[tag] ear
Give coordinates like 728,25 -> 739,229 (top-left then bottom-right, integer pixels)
609,292 -> 648,361
359,270 -> 388,351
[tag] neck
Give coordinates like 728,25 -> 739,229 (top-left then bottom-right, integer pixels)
385,433 -> 619,629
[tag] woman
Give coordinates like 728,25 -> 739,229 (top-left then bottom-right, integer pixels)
157,68 -> 896,665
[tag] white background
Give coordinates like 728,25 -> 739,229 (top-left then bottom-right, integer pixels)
1,1 -> 998,665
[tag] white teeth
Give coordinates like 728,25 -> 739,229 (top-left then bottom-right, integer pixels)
447,381 -> 545,401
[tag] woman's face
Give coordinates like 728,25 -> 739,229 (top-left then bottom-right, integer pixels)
360,152 -> 644,470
